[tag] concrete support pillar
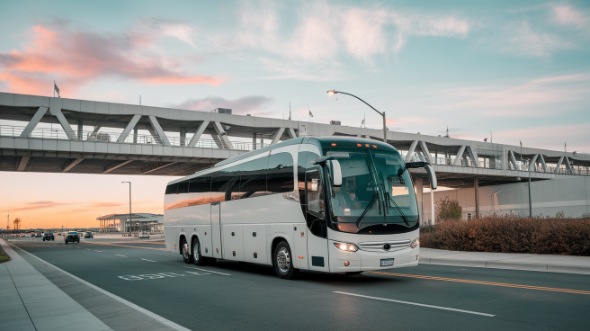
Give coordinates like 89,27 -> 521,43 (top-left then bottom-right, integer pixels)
431,189 -> 435,225
77,120 -> 83,140
415,177 -> 424,225
474,177 -> 480,219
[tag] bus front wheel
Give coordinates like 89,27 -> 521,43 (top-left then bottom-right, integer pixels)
180,237 -> 191,264
273,241 -> 297,279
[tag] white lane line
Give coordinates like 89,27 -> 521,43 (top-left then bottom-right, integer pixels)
187,267 -> 231,276
94,250 -> 103,253
115,254 -> 127,258
14,245 -> 191,331
141,258 -> 157,263
334,291 -> 495,318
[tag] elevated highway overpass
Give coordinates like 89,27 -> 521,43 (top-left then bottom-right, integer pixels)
1,91 -> 589,190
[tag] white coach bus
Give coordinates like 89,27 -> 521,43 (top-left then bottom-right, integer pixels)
164,136 -> 436,279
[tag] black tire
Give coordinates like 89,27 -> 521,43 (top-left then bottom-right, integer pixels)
65,241 -> 68,245
191,237 -> 205,266
180,237 -> 191,263
345,271 -> 364,276
273,241 -> 297,279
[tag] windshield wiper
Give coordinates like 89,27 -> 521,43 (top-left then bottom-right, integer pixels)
355,191 -> 377,229
387,194 -> 410,226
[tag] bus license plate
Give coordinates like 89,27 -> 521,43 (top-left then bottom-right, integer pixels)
380,258 -> 395,267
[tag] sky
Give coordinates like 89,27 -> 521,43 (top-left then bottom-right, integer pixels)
1,0 -> 589,229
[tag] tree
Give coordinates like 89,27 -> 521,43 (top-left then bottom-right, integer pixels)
436,197 -> 462,221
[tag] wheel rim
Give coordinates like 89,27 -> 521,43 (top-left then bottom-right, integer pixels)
182,241 -> 189,260
276,246 -> 291,274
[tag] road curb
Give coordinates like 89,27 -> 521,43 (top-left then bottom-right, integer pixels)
420,257 -> 590,275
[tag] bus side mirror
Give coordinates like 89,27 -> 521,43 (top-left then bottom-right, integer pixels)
328,160 -> 342,187
424,163 -> 437,190
406,161 -> 437,190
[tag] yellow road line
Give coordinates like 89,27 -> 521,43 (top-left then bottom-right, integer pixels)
370,271 -> 590,296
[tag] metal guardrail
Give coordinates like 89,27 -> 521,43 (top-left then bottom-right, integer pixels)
0,124 -> 255,151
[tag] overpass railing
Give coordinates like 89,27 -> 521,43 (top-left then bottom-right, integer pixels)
0,124 -> 255,151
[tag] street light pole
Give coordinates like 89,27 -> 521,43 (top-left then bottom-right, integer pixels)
327,89 -> 387,143
529,161 -> 533,218
121,181 -> 132,234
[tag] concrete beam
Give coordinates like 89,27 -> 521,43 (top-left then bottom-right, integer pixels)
49,106 -> 77,140
103,160 -> 133,174
117,114 -> 142,143
453,145 -> 467,166
148,115 -> 170,145
17,156 -> 30,171
21,107 -> 48,138
271,127 -> 285,145
187,120 -> 210,147
63,158 -> 84,172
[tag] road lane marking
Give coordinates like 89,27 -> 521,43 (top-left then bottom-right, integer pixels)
187,267 -> 231,276
334,291 -> 495,317
115,254 -> 127,258
141,258 -> 157,263
94,250 -> 103,253
371,271 -> 590,296
13,245 -> 191,331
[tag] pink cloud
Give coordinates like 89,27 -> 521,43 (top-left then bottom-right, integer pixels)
0,23 -> 223,96
175,95 -> 274,116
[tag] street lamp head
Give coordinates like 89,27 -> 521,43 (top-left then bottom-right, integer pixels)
326,89 -> 338,95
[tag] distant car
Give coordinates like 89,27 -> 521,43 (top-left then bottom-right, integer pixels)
64,231 -> 80,244
42,232 -> 55,241
84,231 -> 94,238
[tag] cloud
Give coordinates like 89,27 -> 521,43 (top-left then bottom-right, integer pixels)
174,95 -> 274,116
12,201 -> 69,211
0,21 -> 223,95
438,72 -> 590,117
229,2 -> 470,78
502,21 -> 574,58
551,4 -> 589,30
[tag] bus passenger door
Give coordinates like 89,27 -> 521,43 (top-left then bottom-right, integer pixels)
305,169 -> 330,272
210,202 -> 223,259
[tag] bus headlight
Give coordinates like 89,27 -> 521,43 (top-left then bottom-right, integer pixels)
410,238 -> 420,249
334,242 -> 358,252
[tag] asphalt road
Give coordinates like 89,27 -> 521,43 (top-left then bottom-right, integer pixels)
12,238 -> 590,331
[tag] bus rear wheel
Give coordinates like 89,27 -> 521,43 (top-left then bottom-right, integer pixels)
273,241 -> 297,279
191,237 -> 205,266
180,237 -> 191,264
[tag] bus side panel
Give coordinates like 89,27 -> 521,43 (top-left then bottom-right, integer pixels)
244,224 -> 268,264
211,203 -> 222,259
222,224 -> 244,261
290,223 -> 308,270
307,232 -> 330,272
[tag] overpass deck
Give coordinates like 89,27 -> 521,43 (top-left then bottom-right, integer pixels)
1,92 -> 589,188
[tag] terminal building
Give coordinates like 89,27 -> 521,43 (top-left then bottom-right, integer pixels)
95,213 -> 163,233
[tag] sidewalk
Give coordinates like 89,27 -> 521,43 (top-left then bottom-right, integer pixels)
0,238 -> 186,331
0,238 -> 111,331
420,248 -> 590,275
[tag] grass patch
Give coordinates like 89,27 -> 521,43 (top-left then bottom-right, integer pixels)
421,216 -> 590,256
0,245 -> 11,263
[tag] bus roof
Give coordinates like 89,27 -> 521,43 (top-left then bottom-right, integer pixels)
168,136 -> 399,185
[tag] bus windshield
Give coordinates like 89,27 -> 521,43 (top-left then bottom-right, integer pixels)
327,149 -> 419,234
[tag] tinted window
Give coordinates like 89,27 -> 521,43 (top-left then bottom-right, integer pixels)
189,176 -> 211,193
177,180 -> 189,194
165,183 -> 178,195
267,152 -> 294,193
239,156 -> 269,198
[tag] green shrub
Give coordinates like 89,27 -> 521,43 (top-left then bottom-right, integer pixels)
421,216 -> 590,256
436,197 -> 462,221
